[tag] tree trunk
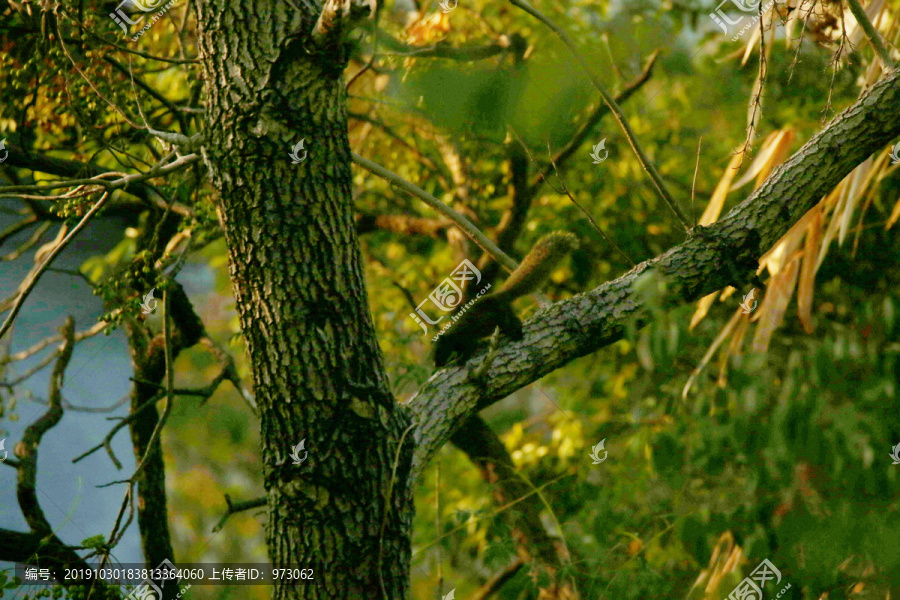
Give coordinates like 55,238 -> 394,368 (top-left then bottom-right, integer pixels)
194,1 -> 414,597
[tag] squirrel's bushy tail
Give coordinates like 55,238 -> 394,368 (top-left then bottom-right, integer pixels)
497,231 -> 579,300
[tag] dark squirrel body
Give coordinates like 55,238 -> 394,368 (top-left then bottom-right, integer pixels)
432,231 -> 579,367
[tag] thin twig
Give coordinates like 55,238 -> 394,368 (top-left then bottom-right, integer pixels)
1,320 -> 107,365
352,152 -> 519,272
1,222 -> 52,262
0,152 -> 199,195
740,2 -> 769,164
0,192 -> 111,341
508,0 -> 691,231
546,147 -> 635,267
71,391 -> 166,467
98,287 -> 176,486
527,50 -> 660,195
55,19 -> 142,129
211,495 -> 267,533
412,472 -> 572,556
692,137 -> 703,227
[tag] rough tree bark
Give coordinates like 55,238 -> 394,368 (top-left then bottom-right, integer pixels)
191,0 -> 900,597
194,0 -> 414,598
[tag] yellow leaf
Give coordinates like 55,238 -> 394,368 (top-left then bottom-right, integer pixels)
717,315 -> 751,388
683,310 -> 742,399
729,129 -> 794,192
752,254 -> 800,353
690,292 -> 719,330
797,206 -> 822,334
885,193 -> 900,230
699,153 -> 743,227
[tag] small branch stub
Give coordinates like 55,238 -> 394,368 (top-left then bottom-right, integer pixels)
312,0 -> 377,47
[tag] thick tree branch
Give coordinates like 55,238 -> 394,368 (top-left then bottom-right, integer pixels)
407,68 -> 900,478
16,317 -> 75,536
122,280 -> 205,572
452,416 -> 574,596
0,151 -> 200,195
0,140 -> 180,209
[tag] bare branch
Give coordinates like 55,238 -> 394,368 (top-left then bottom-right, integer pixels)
528,49 -> 660,195
509,0 -> 691,231
211,495 -> 267,533
547,148 -> 635,267
16,317 -> 75,536
1,320 -> 106,366
352,152 -> 519,272
0,151 -> 200,195
1,222 -> 52,262
0,140 -> 193,215
0,192 -> 111,341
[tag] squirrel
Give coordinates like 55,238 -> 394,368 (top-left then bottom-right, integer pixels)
433,231 -> 579,367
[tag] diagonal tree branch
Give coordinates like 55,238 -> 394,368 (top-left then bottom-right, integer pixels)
510,0 -> 691,231
0,191 -> 111,342
352,152 -> 520,272
844,0 -> 897,69
474,52 -> 658,294
528,49 -> 661,196
452,416 -> 575,597
16,317 -> 75,536
407,68 -> 900,478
